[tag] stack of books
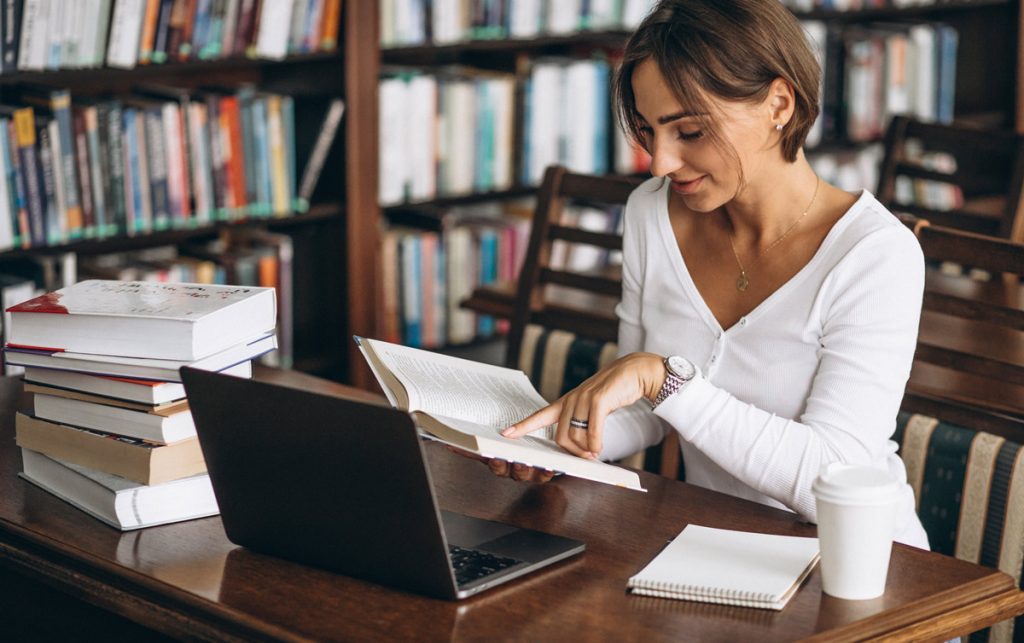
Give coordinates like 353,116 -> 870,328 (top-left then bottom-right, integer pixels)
4,279 -> 278,530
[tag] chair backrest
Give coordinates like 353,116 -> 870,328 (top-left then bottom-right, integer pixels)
506,165 -> 641,371
894,411 -> 1024,642
899,215 -> 1024,439
877,116 -> 1024,243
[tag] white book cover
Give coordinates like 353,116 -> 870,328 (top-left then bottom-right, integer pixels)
378,76 -> 409,205
33,393 -> 196,444
545,0 -> 580,35
23,361 -> 252,405
449,79 -> 476,196
628,525 -> 820,610
106,0 -> 145,69
490,76 -> 515,191
527,62 -> 562,185
20,449 -> 218,530
566,60 -> 597,175
255,0 -> 297,60
508,0 -> 542,38
0,127 -> 14,251
5,332 -> 276,382
7,280 -> 276,361
409,74 -> 438,201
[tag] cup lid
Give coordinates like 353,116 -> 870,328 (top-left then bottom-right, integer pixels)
811,463 -> 902,505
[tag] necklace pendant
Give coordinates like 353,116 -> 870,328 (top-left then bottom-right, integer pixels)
736,273 -> 749,292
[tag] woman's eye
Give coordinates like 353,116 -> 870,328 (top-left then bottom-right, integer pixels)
678,130 -> 704,141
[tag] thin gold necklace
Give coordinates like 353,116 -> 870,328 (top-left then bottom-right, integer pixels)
726,176 -> 821,292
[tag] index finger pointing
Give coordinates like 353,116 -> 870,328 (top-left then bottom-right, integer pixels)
501,403 -> 562,438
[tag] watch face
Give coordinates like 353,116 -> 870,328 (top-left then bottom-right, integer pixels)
667,355 -> 695,380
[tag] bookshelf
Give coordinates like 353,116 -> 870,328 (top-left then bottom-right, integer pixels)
0,1 -> 375,382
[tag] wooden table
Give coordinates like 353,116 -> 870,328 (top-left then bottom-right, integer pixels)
1,371 -> 1022,642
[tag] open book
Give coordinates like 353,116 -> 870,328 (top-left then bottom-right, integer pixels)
627,525 -> 820,610
355,337 -> 644,491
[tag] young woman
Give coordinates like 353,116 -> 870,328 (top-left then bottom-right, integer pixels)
489,0 -> 928,547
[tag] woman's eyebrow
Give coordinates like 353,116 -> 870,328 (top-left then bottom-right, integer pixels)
657,110 -> 702,125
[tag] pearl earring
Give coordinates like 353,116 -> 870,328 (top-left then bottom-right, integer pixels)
775,123 -> 783,131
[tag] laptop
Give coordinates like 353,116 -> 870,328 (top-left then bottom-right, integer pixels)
180,367 -> 585,600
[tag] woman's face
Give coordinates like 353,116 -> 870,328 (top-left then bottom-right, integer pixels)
631,58 -> 775,212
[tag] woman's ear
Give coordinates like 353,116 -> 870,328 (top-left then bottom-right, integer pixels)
768,77 -> 796,129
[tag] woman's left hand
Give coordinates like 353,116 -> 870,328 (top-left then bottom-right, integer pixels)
500,352 -> 668,459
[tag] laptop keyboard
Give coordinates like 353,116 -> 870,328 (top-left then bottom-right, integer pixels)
449,545 -> 523,586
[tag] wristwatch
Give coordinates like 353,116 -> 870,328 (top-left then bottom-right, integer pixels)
651,355 -> 698,409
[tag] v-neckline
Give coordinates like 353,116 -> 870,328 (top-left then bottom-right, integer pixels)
655,185 -> 869,335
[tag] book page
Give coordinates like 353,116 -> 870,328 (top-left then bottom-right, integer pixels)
368,339 -> 548,430
425,413 -> 558,452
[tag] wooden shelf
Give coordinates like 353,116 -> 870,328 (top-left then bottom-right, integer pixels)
382,187 -> 538,213
793,0 -> 1013,21
0,203 -> 343,259
0,51 -> 343,86
381,31 -> 631,66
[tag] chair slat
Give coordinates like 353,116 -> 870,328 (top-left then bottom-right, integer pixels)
893,162 -> 1007,195
892,203 -> 1003,235
918,225 -> 1024,275
539,268 -> 622,297
548,225 -> 623,250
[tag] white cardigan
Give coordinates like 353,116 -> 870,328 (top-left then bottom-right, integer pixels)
600,178 -> 929,548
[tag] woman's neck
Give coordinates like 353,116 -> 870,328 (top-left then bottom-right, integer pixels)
721,155 -> 820,249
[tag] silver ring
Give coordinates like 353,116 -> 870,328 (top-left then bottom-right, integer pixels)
569,417 -> 590,430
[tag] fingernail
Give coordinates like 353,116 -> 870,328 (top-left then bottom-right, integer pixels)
500,428 -> 513,436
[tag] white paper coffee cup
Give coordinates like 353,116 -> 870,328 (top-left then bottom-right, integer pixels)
812,463 -> 901,600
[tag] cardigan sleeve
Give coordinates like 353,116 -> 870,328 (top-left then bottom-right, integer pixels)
599,185 -> 670,462
651,225 -> 925,521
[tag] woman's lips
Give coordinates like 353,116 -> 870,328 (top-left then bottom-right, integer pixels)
671,176 -> 704,195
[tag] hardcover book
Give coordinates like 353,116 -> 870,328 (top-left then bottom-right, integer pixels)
15,412 -> 206,485
6,279 -> 276,360
5,332 -> 275,381
20,449 -> 218,530
29,384 -> 195,444
22,361 -> 252,405
356,336 -> 644,491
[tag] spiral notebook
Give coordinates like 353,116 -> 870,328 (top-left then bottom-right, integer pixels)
627,525 -> 820,610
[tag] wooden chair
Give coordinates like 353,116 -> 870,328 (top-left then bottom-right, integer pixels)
462,166 -> 686,477
877,115 -> 1024,243
893,410 -> 1024,643
898,215 -> 1024,443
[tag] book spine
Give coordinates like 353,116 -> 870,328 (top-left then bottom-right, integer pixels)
1,0 -> 23,74
107,0 -> 145,69
143,106 -> 171,230
13,109 -> 46,246
151,0 -> 175,63
232,0 -> 256,54
198,0 -> 223,59
73,109 -> 96,237
296,98 -> 343,209
219,0 -> 239,55
250,97 -> 271,216
6,118 -> 32,246
0,118 -> 12,250
281,94 -> 296,213
177,0 -> 197,59
104,101 -> 127,235
221,95 -> 247,217
237,90 -> 259,216
138,0 -> 161,64
319,0 -> 340,50
38,121 -> 63,244
50,90 -> 83,236
83,106 -> 108,236
266,94 -> 288,215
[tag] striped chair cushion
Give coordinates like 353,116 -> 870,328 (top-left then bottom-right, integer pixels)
895,412 -> 1024,643
518,324 -> 618,403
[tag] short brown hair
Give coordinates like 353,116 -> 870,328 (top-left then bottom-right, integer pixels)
613,0 -> 821,163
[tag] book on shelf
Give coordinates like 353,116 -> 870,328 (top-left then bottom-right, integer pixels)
6,280 -> 276,361
5,331 -> 276,381
296,98 -> 344,210
20,449 -> 218,531
355,336 -> 645,491
28,383 -> 195,444
22,361 -> 251,405
627,525 -> 820,610
15,411 -> 206,485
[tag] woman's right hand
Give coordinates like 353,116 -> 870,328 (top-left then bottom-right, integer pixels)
446,446 -> 558,483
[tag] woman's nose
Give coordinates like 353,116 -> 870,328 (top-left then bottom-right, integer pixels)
648,137 -> 684,178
